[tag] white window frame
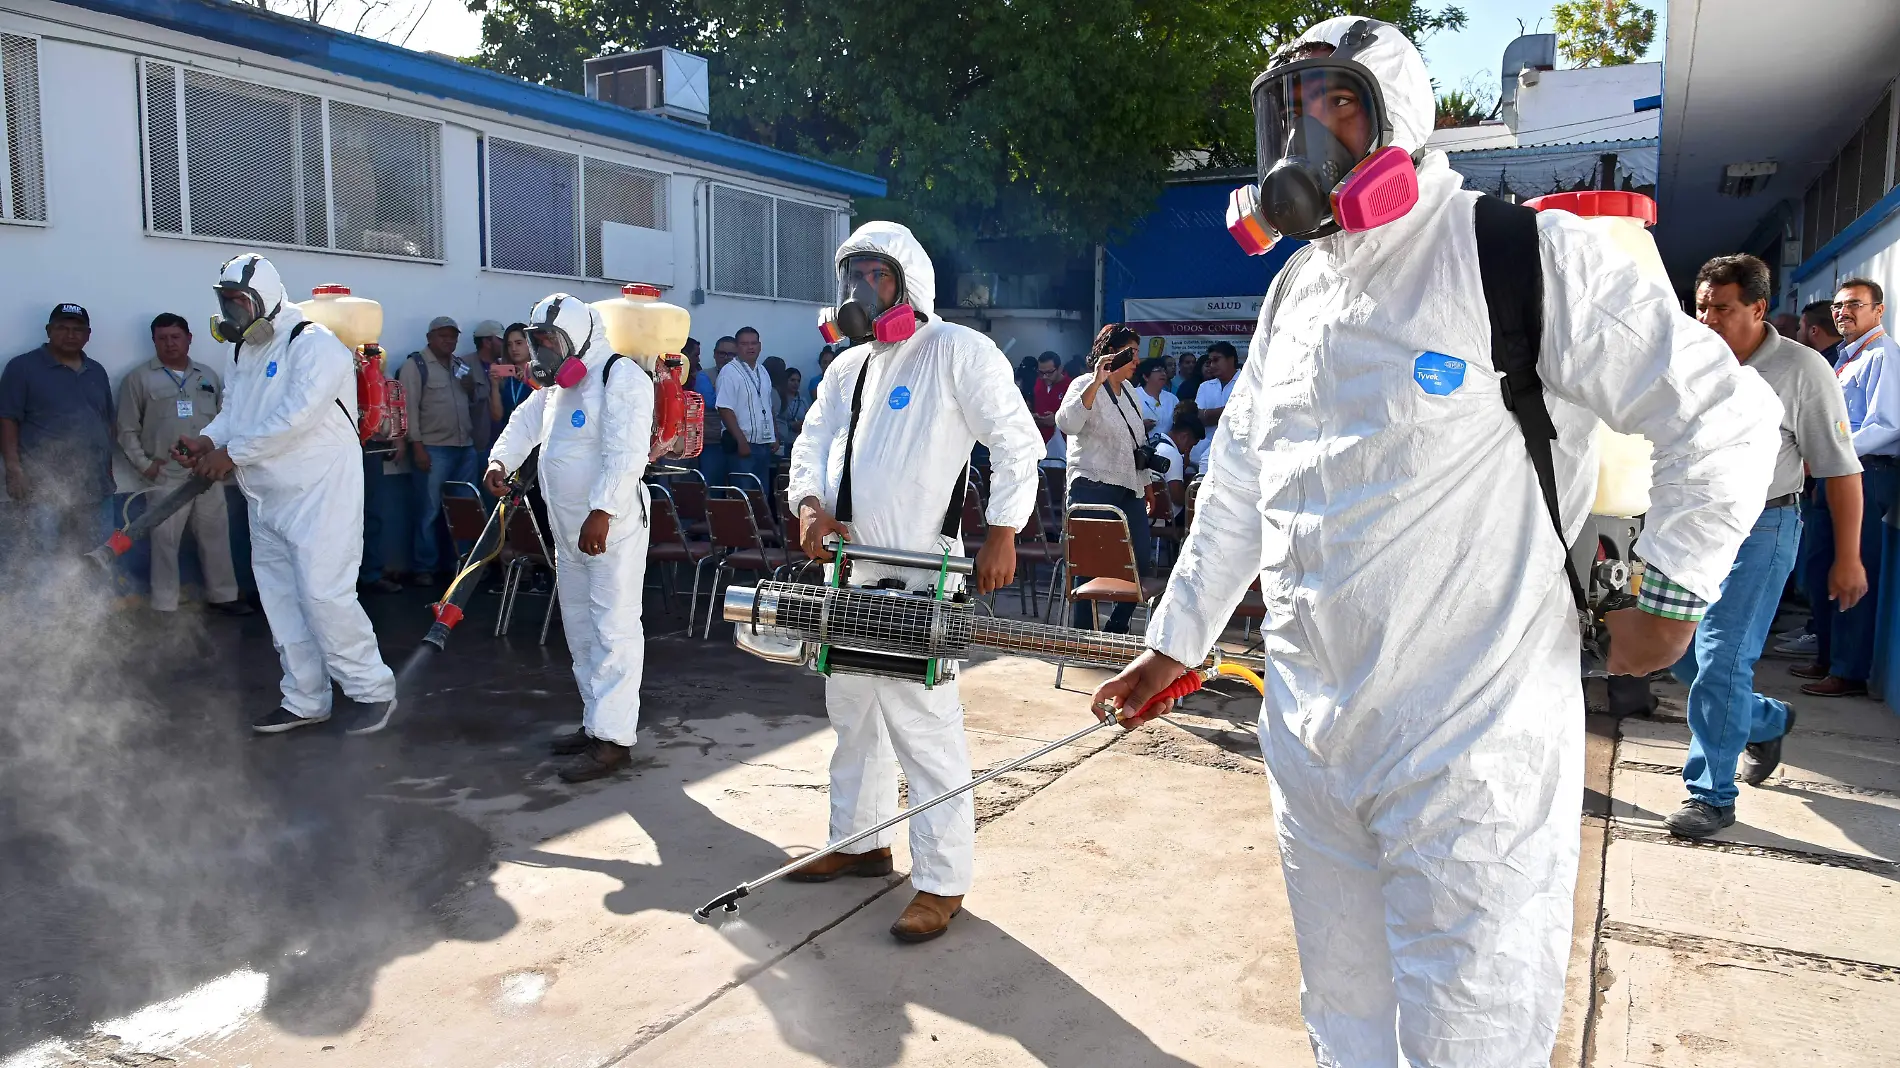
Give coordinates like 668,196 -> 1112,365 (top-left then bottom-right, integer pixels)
479,132 -> 673,284
707,182 -> 843,303
136,57 -> 445,263
0,30 -> 47,227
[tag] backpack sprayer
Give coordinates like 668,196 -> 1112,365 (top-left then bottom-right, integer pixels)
693,540 -> 1264,922
85,286 -> 406,572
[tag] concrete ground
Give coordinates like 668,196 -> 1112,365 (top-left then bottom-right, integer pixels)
2,576 -> 1891,1067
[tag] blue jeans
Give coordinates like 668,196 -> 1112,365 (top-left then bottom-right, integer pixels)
698,441 -> 729,488
411,444 -> 479,573
1811,463 -> 1897,681
361,451 -> 387,583
1067,478 -> 1152,632
1674,505 -> 1799,808
722,443 -> 775,493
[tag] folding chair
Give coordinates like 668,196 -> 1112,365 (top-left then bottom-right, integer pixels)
441,481 -> 490,575
1012,491 -> 1063,616
728,470 -> 783,547
702,488 -> 791,639
1055,502 -> 1166,688
646,483 -> 717,633
495,500 -> 559,645
670,469 -> 711,537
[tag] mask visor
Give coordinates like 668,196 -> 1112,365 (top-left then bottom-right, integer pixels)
1251,60 -> 1386,189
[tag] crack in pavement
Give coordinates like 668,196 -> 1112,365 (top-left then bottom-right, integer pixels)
589,707 -> 1130,1064
1599,920 -> 1900,983
1610,824 -> 1900,877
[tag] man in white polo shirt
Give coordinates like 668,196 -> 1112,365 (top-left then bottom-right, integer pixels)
714,325 -> 777,491
1194,340 -> 1239,426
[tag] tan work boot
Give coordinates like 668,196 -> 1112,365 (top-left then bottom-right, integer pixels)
785,846 -> 894,883
889,891 -> 963,943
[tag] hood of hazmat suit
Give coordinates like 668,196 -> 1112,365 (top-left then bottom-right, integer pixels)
489,294 -> 651,747
1145,17 -> 1781,1067
788,221 -> 1045,589
200,253 -> 394,718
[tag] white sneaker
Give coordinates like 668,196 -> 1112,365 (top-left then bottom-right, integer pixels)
1773,633 -> 1817,655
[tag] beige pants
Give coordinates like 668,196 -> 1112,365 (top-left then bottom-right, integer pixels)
148,471 -> 239,611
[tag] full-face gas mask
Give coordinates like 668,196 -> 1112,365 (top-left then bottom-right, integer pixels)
819,252 -> 918,346
1226,20 -> 1419,254
208,254 -> 282,346
525,296 -> 591,390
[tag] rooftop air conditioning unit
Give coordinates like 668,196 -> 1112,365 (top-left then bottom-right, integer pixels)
585,47 -> 710,127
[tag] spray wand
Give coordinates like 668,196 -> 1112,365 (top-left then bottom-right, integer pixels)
395,449 -> 540,686
82,440 -> 215,571
692,661 -> 1262,923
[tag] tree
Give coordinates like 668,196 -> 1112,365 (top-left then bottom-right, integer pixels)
1552,0 -> 1657,68
249,0 -> 437,47
1435,90 -> 1484,129
467,0 -> 1466,255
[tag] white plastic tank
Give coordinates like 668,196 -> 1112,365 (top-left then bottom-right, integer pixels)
1526,191 -> 1659,519
296,284 -> 383,350
594,283 -> 690,375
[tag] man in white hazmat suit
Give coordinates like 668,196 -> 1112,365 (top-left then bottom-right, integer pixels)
787,221 -> 1043,943
485,294 -> 652,783
181,253 -> 399,736
1093,19 -> 1781,1067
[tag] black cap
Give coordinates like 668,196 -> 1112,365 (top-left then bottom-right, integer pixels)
48,303 -> 90,326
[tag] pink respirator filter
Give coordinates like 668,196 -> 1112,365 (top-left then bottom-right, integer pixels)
554,358 -> 588,389
1332,146 -> 1418,233
873,304 -> 917,344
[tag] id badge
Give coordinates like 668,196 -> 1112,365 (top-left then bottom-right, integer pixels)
176,399 -> 194,419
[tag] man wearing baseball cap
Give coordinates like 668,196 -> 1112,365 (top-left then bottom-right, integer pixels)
470,319 -> 506,453
1,304 -> 115,550
396,315 -> 479,587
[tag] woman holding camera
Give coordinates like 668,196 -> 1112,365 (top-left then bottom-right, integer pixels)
1055,323 -> 1159,632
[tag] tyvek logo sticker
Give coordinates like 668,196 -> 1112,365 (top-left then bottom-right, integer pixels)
1413,352 -> 1465,395
888,386 -> 911,410
571,409 -> 586,428
265,361 -> 278,378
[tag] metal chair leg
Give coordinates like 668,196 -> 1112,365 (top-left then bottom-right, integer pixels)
703,563 -> 728,640
538,562 -> 558,646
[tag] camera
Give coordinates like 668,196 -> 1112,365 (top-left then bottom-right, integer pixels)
1132,442 -> 1170,475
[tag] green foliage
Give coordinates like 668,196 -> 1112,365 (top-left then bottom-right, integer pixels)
467,0 -> 1466,254
1552,0 -> 1657,68
1434,90 -> 1486,128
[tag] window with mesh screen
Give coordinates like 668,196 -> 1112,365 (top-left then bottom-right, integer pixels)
712,185 -> 773,297
582,157 -> 666,278
137,60 -> 440,258
0,32 -> 45,223
330,101 -> 439,258
486,137 -> 580,275
774,199 -> 833,303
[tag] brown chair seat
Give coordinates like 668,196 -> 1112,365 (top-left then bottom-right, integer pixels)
1072,575 -> 1165,602
650,539 -> 712,565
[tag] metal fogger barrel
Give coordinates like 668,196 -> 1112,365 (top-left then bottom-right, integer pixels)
721,543 -> 1187,681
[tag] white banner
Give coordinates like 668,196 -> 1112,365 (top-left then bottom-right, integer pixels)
1122,295 -> 1262,365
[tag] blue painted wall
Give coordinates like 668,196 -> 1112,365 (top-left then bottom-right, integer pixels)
1103,180 -> 1303,323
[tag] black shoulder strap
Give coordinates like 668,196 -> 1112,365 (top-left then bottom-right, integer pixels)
1474,195 -> 1587,615
603,353 -> 625,385
833,356 -> 963,539
408,349 -> 428,389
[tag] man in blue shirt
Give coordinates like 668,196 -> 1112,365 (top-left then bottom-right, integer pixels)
1,304 -> 115,550
1794,277 -> 1899,697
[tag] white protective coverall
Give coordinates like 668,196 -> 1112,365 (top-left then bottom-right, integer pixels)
787,222 -> 1043,896
1144,19 -> 1782,1067
200,255 -> 397,718
489,296 -> 651,747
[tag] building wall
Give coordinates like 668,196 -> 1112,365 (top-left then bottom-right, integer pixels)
1102,180 -> 1299,329
0,7 -> 849,493
938,310 -> 1091,364
1796,203 -> 1900,330
1515,63 -> 1660,145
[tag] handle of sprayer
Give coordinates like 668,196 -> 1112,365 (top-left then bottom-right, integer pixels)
826,538 -> 975,575
1128,670 -> 1205,721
